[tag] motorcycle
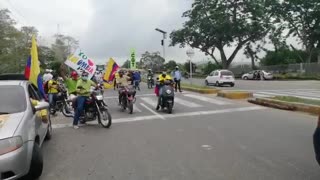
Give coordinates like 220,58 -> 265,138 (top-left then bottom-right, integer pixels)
78,84 -> 112,128
49,82 -> 74,117
158,80 -> 175,114
119,86 -> 136,114
147,76 -> 154,89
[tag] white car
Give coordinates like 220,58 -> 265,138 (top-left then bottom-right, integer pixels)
242,70 -> 273,80
205,70 -> 235,87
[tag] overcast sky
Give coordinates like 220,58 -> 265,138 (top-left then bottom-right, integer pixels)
0,0 -> 300,66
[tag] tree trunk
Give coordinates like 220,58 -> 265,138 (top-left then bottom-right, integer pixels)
218,48 -> 228,69
250,55 -> 256,70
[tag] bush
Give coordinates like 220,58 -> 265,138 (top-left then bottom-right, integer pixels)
273,73 -> 320,80
202,61 -> 222,75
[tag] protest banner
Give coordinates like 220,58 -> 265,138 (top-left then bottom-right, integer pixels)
65,48 -> 96,78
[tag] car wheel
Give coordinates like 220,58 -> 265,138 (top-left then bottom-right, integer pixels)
205,80 -> 209,86
24,144 -> 43,179
243,76 -> 248,80
230,83 -> 235,87
215,81 -> 221,87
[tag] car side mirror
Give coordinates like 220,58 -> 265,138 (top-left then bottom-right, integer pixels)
35,101 -> 49,111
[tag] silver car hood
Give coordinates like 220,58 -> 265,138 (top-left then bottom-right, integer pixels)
0,112 -> 24,139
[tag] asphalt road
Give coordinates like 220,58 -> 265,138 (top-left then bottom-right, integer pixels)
40,83 -> 320,180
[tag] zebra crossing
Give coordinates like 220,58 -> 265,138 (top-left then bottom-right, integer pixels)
104,92 -> 235,115
253,89 -> 320,100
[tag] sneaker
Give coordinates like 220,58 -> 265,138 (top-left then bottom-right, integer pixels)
156,105 -> 160,110
73,125 -> 79,129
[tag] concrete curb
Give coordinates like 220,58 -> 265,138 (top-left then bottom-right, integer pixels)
248,98 -> 320,115
182,86 -> 220,94
217,91 -> 253,99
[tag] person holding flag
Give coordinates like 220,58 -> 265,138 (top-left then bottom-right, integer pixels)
103,58 -> 120,89
24,35 -> 45,99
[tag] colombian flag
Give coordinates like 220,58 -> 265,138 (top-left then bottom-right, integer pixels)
24,35 -> 45,98
103,58 -> 119,89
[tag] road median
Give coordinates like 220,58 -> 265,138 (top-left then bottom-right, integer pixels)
217,91 -> 253,99
248,97 -> 320,115
182,86 -> 220,94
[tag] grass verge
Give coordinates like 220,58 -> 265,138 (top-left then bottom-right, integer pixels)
271,96 -> 320,106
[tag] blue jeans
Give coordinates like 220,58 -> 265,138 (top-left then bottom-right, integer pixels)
48,93 -> 57,108
73,96 -> 87,125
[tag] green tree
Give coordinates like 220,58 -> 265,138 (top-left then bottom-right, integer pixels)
122,60 -> 130,68
140,51 -> 165,72
202,61 -> 222,75
38,45 -> 55,69
281,0 -> 320,63
170,0 -> 277,69
184,61 -> 197,73
165,60 -> 177,71
0,9 -> 20,73
51,34 -> 78,62
260,48 -> 312,66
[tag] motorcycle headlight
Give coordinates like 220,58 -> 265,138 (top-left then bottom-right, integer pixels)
166,89 -> 172,94
0,136 -> 23,156
96,95 -> 103,101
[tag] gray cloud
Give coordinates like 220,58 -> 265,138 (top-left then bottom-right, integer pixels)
80,0 -> 194,64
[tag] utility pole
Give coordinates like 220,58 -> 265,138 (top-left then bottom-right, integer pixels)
155,28 -> 167,61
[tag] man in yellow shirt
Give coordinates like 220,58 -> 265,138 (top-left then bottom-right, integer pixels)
156,71 -> 172,110
73,71 -> 96,129
117,70 -> 130,105
48,74 -> 59,110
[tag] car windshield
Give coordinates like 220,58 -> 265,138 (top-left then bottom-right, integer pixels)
221,71 -> 234,76
0,85 -> 26,114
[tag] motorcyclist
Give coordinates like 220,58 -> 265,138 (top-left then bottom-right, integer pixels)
73,71 -> 96,129
61,71 -> 78,98
147,69 -> 154,85
156,71 -> 173,110
147,69 -> 153,77
117,70 -> 130,105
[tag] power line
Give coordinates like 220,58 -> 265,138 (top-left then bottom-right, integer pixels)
4,0 -> 30,26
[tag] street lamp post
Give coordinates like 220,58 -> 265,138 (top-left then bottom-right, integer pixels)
155,28 -> 167,61
186,49 -> 195,85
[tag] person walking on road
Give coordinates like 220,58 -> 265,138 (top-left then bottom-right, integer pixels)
133,71 -> 141,91
174,66 -> 182,92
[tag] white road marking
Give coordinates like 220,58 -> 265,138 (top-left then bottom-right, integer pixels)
201,145 -> 213,150
174,97 -> 202,108
140,103 -> 165,120
183,94 -> 231,105
104,93 -> 155,99
52,106 -> 266,129
133,104 -> 142,112
140,97 -> 158,107
256,91 -> 320,101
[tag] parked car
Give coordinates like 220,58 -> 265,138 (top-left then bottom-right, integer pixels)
313,115 -> 320,167
242,70 -> 273,80
205,70 -> 235,87
0,74 -> 52,180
